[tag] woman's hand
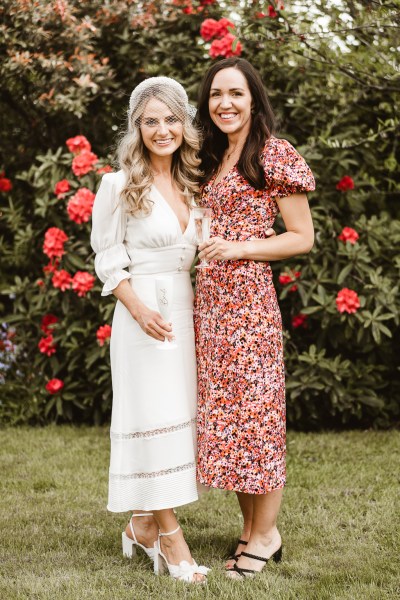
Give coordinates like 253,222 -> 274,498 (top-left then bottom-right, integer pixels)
198,228 -> 276,262
112,280 -> 174,342
133,304 -> 174,342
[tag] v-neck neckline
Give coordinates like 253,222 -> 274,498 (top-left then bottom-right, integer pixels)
152,184 -> 191,236
210,163 -> 238,189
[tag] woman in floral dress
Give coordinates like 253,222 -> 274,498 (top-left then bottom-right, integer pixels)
194,58 -> 315,579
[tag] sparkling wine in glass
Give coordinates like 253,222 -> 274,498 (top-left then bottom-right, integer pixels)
155,276 -> 177,350
194,207 -> 212,269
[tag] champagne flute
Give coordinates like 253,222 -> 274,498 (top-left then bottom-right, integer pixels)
194,207 -> 212,269
155,276 -> 177,350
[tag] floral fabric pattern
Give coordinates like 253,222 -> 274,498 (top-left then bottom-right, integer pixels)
194,137 -> 315,494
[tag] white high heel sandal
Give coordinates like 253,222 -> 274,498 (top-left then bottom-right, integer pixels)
153,525 -> 209,583
121,513 -> 156,561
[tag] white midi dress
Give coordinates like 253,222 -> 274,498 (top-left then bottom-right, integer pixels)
91,171 -> 199,512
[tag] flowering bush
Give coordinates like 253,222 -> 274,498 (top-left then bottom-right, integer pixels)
1,0 -> 399,428
1,136 -> 114,423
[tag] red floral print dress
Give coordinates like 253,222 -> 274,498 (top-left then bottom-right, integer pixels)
194,137 -> 315,494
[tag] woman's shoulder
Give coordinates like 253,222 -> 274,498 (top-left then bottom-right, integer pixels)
262,136 -> 296,157
99,169 -> 126,193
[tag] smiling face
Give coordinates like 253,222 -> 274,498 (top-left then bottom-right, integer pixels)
140,97 -> 184,159
208,67 -> 253,140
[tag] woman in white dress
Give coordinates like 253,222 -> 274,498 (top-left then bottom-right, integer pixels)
91,77 -> 208,583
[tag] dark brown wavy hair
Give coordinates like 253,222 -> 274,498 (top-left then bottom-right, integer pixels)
196,58 -> 277,189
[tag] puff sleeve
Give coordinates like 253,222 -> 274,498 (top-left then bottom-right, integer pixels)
90,174 -> 132,296
263,138 -> 315,199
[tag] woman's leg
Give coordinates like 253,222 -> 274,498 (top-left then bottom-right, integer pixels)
232,488 -> 283,575
153,508 -> 205,582
125,511 -> 159,548
225,491 -> 254,568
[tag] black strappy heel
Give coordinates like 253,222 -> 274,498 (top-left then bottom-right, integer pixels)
229,546 -> 283,578
228,539 -> 248,562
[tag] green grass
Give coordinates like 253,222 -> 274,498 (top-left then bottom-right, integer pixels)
0,427 -> 399,599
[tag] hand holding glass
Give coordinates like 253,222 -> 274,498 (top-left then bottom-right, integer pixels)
194,207 -> 212,269
155,276 -> 177,350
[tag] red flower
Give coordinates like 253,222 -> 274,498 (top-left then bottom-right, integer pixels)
41,314 -> 58,334
54,179 -> 71,197
43,259 -> 60,274
256,12 -> 266,18
268,5 -> 278,17
96,324 -> 112,346
37,279 -> 44,287
72,271 -> 95,297
52,269 -> 72,291
209,33 -> 242,59
97,165 -> 113,174
200,0 -> 215,4
72,151 -> 98,177
38,334 -> 57,356
43,227 -> 69,259
66,135 -> 91,155
200,18 -> 220,41
279,271 -> 301,292
45,378 -> 64,394
338,227 -> 359,245
336,288 -> 360,314
67,187 -> 95,224
0,172 -> 13,192
200,17 -> 235,41
336,176 -> 355,192
292,313 -> 308,328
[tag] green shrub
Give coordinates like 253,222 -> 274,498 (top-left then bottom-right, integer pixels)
1,1 -> 399,427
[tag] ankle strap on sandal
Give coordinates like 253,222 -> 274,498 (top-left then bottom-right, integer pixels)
158,525 -> 180,537
131,513 -> 153,518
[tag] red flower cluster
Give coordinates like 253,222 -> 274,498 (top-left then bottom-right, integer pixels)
209,34 -> 243,59
52,269 -> 72,291
336,288 -> 360,314
41,314 -> 58,334
279,271 -> 301,292
292,313 -> 307,328
38,334 -> 57,356
200,17 -> 234,41
72,271 -> 95,297
96,324 -> 112,346
54,179 -> 71,198
0,172 -> 12,192
66,135 -> 91,155
67,187 -> 95,223
200,17 -> 242,58
338,227 -> 359,245
45,378 -> 64,394
72,151 -> 98,177
336,176 -> 355,192
43,227 -> 69,259
200,0 -> 216,5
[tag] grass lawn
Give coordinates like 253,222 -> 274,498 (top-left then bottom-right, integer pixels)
0,427 -> 399,600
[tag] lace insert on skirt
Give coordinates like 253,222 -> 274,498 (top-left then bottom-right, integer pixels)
110,418 -> 196,440
109,461 -> 195,479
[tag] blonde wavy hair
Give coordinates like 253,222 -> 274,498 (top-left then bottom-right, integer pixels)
117,81 -> 202,216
